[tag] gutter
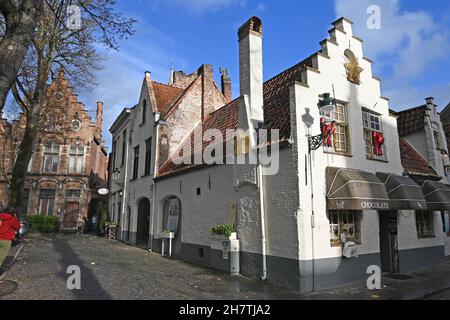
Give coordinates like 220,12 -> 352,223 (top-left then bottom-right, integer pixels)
121,134 -> 130,241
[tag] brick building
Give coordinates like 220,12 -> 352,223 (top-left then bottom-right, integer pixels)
0,70 -> 109,230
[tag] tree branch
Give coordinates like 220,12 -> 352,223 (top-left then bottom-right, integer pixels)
11,82 -> 29,113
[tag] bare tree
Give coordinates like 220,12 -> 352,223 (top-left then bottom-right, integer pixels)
0,0 -> 42,113
8,0 -> 135,208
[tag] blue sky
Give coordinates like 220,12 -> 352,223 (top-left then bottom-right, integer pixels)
80,0 -> 450,147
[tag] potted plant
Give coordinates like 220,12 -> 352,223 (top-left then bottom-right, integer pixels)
209,224 -> 240,275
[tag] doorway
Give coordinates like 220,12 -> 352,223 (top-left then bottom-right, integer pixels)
379,210 -> 400,273
63,202 -> 79,230
137,198 -> 151,248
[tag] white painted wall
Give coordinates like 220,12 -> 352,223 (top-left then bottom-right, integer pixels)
292,19 -> 421,263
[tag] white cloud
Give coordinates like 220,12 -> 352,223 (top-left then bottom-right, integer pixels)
157,0 -> 247,14
335,0 -> 449,78
384,83 -> 450,111
335,0 -> 450,110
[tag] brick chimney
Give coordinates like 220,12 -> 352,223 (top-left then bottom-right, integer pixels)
238,16 -> 264,124
198,64 -> 215,122
96,101 -> 103,138
220,68 -> 232,103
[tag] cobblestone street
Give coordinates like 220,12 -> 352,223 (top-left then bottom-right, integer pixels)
0,234 -> 300,300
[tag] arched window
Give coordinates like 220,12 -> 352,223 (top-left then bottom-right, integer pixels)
142,99 -> 147,124
43,143 -> 60,173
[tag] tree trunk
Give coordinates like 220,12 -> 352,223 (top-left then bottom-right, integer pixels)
0,0 -> 42,112
9,111 -> 36,210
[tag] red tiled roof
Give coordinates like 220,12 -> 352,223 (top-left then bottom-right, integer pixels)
399,138 -> 439,178
152,82 -> 184,115
397,105 -> 427,137
157,56 -> 313,178
263,57 -> 312,141
158,98 -> 240,177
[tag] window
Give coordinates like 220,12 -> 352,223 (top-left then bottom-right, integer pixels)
112,140 -> 117,171
43,143 -> 60,173
329,210 -> 361,244
142,99 -> 147,124
27,152 -> 34,173
69,146 -> 84,174
322,103 -> 349,153
132,146 -> 140,180
362,111 -> 385,159
196,188 -> 201,196
434,131 -> 443,150
65,189 -> 81,198
442,212 -> 450,234
145,138 -> 152,176
22,189 -> 30,215
71,119 -> 82,131
44,114 -> 55,132
121,130 -> 127,167
39,189 -> 56,216
416,211 -> 435,238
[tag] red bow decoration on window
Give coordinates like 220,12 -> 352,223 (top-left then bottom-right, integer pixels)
373,131 -> 385,156
321,118 -> 335,147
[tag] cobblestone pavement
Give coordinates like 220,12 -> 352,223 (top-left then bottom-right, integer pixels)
424,289 -> 450,300
0,233 -> 301,300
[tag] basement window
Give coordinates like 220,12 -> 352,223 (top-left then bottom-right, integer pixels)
198,248 -> 204,259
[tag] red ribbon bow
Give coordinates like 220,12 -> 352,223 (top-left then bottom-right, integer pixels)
373,131 -> 385,156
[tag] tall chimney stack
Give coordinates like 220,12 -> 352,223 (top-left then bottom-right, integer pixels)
220,68 -> 232,103
96,101 -> 103,138
238,16 -> 264,124
198,64 -> 214,122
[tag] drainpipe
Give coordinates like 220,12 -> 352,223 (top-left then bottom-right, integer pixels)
150,113 -> 164,252
121,130 -> 130,241
258,163 -> 268,281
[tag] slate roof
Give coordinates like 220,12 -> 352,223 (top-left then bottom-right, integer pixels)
399,138 -> 439,178
396,105 -> 427,137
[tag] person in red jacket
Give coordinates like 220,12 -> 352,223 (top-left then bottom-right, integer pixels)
0,208 -> 21,267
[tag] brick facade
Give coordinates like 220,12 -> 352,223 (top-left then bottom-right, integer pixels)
0,70 -> 109,230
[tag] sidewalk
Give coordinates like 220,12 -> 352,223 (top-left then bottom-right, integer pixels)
302,258 -> 450,300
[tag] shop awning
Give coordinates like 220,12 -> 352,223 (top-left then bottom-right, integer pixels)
376,173 -> 427,210
422,181 -> 450,211
326,167 -> 390,211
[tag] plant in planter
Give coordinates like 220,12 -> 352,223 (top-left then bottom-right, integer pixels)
162,229 -> 175,239
210,224 -> 236,239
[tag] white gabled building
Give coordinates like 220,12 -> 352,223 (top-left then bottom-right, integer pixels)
109,16 -> 449,293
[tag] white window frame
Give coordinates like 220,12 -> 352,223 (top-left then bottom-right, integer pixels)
362,110 -> 385,160
329,210 -> 361,244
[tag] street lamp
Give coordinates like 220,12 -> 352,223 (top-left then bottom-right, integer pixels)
307,93 -> 336,152
301,92 -> 337,293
